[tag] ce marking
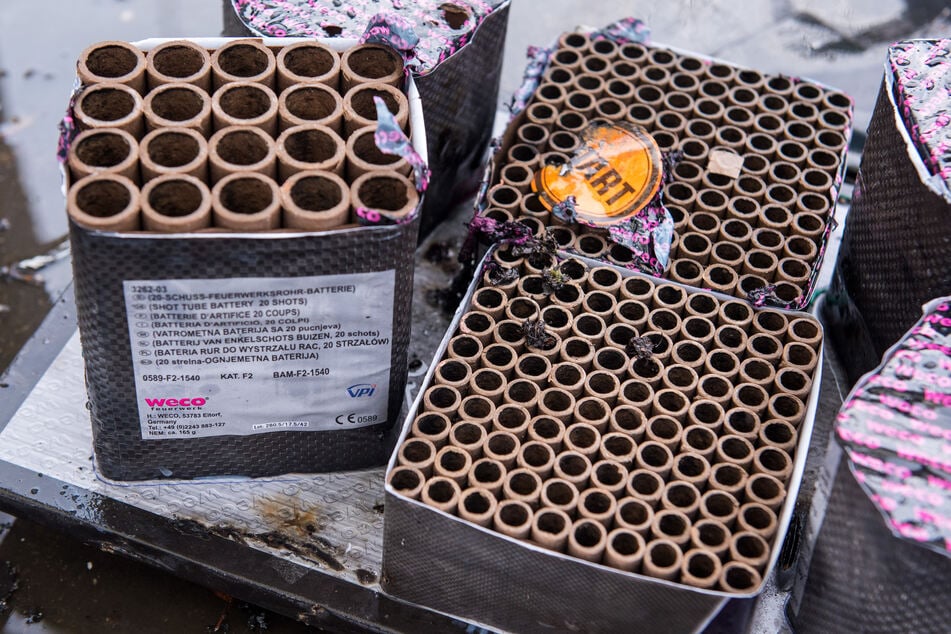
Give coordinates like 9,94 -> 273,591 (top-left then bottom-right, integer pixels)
335,413 -> 356,425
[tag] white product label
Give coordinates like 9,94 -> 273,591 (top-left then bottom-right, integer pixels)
123,272 -> 395,440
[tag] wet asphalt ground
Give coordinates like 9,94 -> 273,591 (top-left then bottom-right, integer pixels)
0,0 -> 949,631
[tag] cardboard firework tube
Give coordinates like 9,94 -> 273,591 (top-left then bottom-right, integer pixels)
513,353 -> 552,387
751,227 -> 785,254
652,388 -> 690,423
66,174 -> 140,232
396,437 -> 437,477
645,415 -> 684,450
604,323 -> 639,354
690,518 -> 731,561
742,249 -> 779,280
670,339 -> 703,370
628,356 -> 664,389
728,197 -> 763,225
74,82 -> 143,137
280,171 -> 351,231
388,465 -> 426,501
697,375 -> 734,407
140,174 -> 211,232
745,473 -> 786,512
346,125 -> 411,179
746,335 -> 783,368
688,212 -> 722,240
350,170 -> 419,224
674,231 -> 712,266
782,341 -> 819,374
343,83 -> 408,136
709,462 -> 748,499
680,425 -> 718,464
661,363 -> 699,399
642,539 -> 684,581
583,291 -> 618,323
434,445 -> 473,486
278,83 -> 344,133
481,343 -> 518,379
502,467 -> 543,509
449,422 -> 488,459
433,358 -> 473,392
410,411 -> 451,448
516,440 -> 555,478
634,441 -> 673,479
551,283 -> 585,315
211,39 -> 276,89
719,561 -> 763,593
737,502 -> 779,540
527,415 -> 566,451
758,419 -> 798,454
340,43 -> 403,91
276,124 -> 345,179
77,40 -> 147,94
752,446 -> 793,483
774,367 -> 813,401
715,435 -> 756,470
568,518 -> 608,563
494,320 -> 527,354
492,404 -> 531,440
531,508 -> 573,552
139,127 -> 207,182
207,126 -> 276,183
592,346 -> 627,378
730,531 -> 771,572
563,423 -> 600,460
211,81 -> 278,136
699,489 -> 740,528
446,333 -> 483,365
421,384 -> 462,419
145,40 -> 211,91
590,460 -> 628,498
767,393 -> 807,427
505,297 -> 541,322
541,478 -> 580,518
458,310 -> 495,345
723,407 -> 761,442
651,509 -> 692,548
540,305 -> 574,339
738,357 -> 777,388
681,548 -> 724,590
484,431 -> 520,469
545,362 -> 584,400
624,469 -> 664,508
468,458 -> 506,497
459,394 -> 496,430
651,283 -> 686,313
668,260 -> 704,287
694,190 -> 728,219
661,480 -> 702,520
275,41 -> 340,92
681,315 -> 716,350
494,499 -> 534,540
600,432 -> 638,465
582,370 -> 619,407
553,451 -> 593,489
614,497 -> 654,535
577,488 -> 619,528
670,452 -> 711,490
573,397 -> 611,433
457,487 -> 498,528
776,256 -> 811,287
421,476 -> 462,514
713,326 -> 748,359
68,128 -> 139,184
606,405 -> 645,440
603,529 -> 646,572
143,82 -> 211,135
646,308 -> 681,340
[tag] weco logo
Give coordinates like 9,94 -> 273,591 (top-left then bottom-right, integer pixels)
144,397 -> 207,407
347,384 -> 376,398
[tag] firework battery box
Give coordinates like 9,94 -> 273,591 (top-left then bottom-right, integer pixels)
381,246 -> 823,633
826,39 -> 951,382
233,0 -> 512,238
66,38 -> 427,481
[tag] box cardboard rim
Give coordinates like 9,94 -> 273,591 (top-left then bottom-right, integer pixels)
384,244 -> 823,605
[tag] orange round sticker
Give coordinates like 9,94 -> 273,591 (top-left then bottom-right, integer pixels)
532,121 -> 662,226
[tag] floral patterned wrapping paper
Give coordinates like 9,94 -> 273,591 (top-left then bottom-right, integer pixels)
889,39 -> 951,198
232,0 -> 506,76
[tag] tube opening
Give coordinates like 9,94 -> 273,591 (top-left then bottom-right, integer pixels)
86,45 -> 139,78
75,132 -> 132,168
75,179 -> 131,217
218,44 -> 269,78
81,88 -> 136,122
426,479 -> 456,504
220,177 -> 273,214
290,175 -> 344,212
154,45 -> 204,78
148,180 -> 202,217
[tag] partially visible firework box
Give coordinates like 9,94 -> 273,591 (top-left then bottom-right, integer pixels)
62,37 -> 427,480
471,20 -> 853,311
381,244 -> 823,633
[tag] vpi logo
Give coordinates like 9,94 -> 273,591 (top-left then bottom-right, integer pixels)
347,383 -> 376,398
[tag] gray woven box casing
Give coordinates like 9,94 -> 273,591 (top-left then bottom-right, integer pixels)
70,218 -> 418,481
